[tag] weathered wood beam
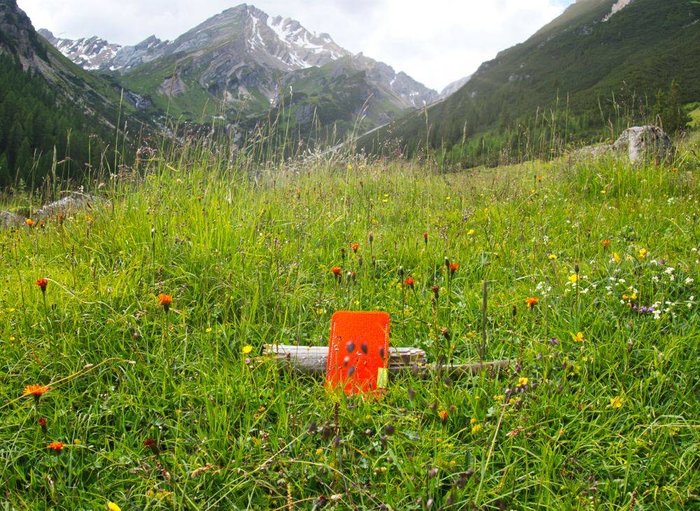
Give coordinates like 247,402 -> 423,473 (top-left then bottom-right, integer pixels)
262,344 -> 512,378
263,344 -> 426,374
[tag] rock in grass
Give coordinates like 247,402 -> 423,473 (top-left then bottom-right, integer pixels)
612,125 -> 674,164
1,192 -> 105,230
0,210 -> 24,229
34,192 -> 103,220
570,143 -> 612,160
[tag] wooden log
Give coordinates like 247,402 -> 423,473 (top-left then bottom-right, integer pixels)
263,344 -> 426,374
418,360 -> 513,378
262,344 -> 512,378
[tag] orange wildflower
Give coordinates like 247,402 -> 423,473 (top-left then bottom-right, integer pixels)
36,278 -> 49,292
438,409 -> 449,423
350,242 -> 360,253
158,293 -> 173,312
525,297 -> 539,309
602,239 -> 611,250
47,441 -> 64,452
25,218 -> 35,227
24,384 -> 50,398
404,277 -> 415,288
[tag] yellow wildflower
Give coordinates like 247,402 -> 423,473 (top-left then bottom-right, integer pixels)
638,248 -> 648,259
572,332 -> 585,343
548,253 -> 558,260
471,424 -> 482,434
107,503 -> 121,511
609,396 -> 624,409
568,274 -> 579,284
612,252 -> 621,263
241,345 -> 253,355
518,377 -> 529,387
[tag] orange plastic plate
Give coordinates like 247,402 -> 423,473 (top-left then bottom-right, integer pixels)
326,311 -> 391,395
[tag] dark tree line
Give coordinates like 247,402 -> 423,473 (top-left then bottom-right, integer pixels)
0,54 -> 111,190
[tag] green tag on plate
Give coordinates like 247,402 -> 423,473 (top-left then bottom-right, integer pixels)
376,367 -> 389,389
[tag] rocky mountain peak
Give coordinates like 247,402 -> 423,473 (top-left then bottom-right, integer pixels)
0,0 -> 46,67
38,28 -> 120,70
37,2 -> 438,129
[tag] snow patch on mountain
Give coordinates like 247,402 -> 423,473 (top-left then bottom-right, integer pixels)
248,11 -> 265,51
265,15 -> 346,68
603,0 -> 635,22
39,29 -> 121,70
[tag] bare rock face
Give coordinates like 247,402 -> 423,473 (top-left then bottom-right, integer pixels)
612,126 -> 674,164
159,74 -> 187,97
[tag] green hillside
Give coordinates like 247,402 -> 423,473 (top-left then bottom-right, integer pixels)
270,58 -> 409,142
360,0 -> 700,166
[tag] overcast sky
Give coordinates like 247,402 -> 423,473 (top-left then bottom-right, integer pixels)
17,0 -> 576,91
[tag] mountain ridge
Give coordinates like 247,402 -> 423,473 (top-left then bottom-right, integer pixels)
38,3 -> 437,137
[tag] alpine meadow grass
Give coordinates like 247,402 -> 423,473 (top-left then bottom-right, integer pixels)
0,140 -> 698,510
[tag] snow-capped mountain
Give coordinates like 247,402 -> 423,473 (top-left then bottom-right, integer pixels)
38,5 -> 354,75
38,29 -> 120,70
39,3 -> 437,135
38,29 -> 169,73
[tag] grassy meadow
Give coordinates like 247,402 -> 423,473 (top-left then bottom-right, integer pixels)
1,140 -> 699,510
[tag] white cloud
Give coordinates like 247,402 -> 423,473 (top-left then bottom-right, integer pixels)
17,0 -> 574,91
